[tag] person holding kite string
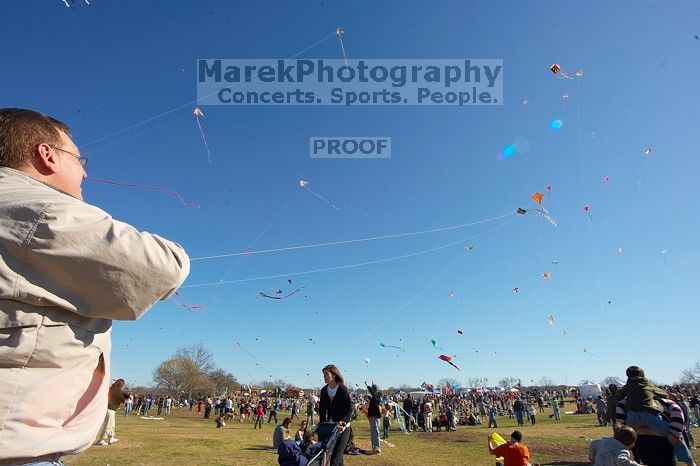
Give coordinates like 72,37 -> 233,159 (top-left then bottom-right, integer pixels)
0,108 -> 190,465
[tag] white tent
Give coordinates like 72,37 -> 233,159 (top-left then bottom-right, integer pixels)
578,381 -> 602,399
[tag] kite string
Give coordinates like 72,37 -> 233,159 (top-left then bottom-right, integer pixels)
575,80 -> 606,314
191,211 -> 515,260
116,292 -> 260,350
487,278 -> 545,363
336,217 -> 517,355
203,189 -> 300,303
84,114 -> 191,155
81,31 -> 338,149
339,253 -> 466,357
183,216 -> 518,288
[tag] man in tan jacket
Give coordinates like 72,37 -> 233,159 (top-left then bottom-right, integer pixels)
0,108 -> 190,465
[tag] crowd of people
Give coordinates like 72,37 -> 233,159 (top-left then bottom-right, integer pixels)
100,369 -> 700,466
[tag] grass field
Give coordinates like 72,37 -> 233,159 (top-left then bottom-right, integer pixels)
62,409 -> 697,465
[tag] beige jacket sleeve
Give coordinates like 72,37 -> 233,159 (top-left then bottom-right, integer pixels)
14,197 -> 190,320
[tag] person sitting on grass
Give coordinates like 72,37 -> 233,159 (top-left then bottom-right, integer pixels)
488,430 -> 530,466
273,417 -> 293,450
295,420 -> 308,444
588,425 -> 642,466
215,415 -> 225,428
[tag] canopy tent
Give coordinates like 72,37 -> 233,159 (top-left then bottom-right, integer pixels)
577,381 -> 602,399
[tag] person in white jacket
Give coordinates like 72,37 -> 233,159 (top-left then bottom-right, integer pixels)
588,426 -> 643,466
0,108 -> 190,465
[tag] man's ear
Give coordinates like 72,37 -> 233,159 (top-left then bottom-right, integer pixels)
34,143 -> 59,174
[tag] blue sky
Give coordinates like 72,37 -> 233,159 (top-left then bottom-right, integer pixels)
2,0 -> 699,389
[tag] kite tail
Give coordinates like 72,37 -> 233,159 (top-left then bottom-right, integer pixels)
195,117 -> 212,162
303,186 -> 340,210
86,177 -> 200,208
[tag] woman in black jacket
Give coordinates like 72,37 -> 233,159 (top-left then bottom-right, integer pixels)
319,364 -> 353,466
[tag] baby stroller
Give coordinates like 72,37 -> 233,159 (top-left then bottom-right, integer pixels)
307,422 -> 341,466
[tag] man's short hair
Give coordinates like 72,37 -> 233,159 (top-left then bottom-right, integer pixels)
0,108 -> 70,169
511,430 -> 522,442
626,366 -> 645,378
614,425 -> 637,447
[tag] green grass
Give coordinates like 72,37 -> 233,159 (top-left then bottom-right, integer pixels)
63,409 -> 696,465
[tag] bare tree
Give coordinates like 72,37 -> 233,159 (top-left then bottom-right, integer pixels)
438,378 -> 461,390
538,376 -> 554,387
176,343 -> 215,374
679,362 -> 700,383
498,377 -> 519,388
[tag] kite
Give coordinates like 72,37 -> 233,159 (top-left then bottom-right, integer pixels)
457,329 -> 464,335
438,354 -> 460,371
447,290 -> 455,298
236,342 -> 256,358
86,178 -> 199,208
552,259 -> 558,265
542,272 -> 551,280
583,347 -> 595,357
336,27 -> 349,68
531,192 -> 544,205
380,342 -> 406,351
562,91 -> 569,100
431,339 -> 445,351
550,63 -> 574,80
604,176 -> 610,185
61,0 -> 90,6
363,357 -> 370,365
193,107 -> 211,162
661,249 -> 669,255
516,207 -> 558,227
171,293 -> 204,311
617,247 -> 623,254
512,287 -> 520,293
260,285 -> 306,300
644,147 -> 652,155
522,98 -> 529,105
466,244 -> 475,251
299,179 -> 340,210
583,205 -> 592,220
562,330 -> 567,336
546,185 -> 552,193
547,314 -> 556,326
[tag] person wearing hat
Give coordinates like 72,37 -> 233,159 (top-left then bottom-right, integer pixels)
488,430 -> 530,466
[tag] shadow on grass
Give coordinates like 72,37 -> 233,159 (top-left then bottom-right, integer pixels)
242,445 -> 276,452
539,462 -> 588,466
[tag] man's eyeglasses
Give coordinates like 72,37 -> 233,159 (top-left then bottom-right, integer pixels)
49,145 -> 88,168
